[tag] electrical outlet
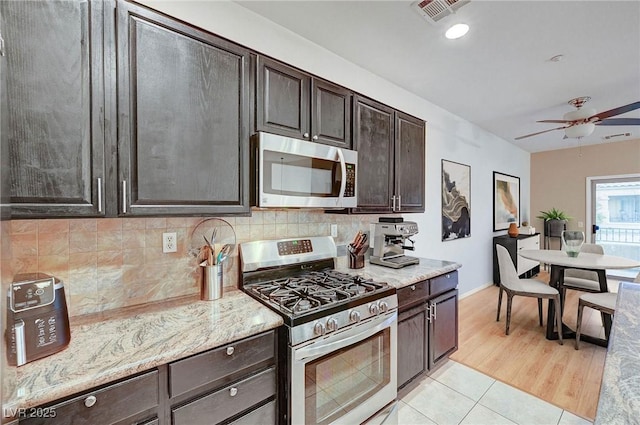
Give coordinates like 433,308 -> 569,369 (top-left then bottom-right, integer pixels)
163,232 -> 177,253
330,224 -> 338,238
578,221 -> 584,228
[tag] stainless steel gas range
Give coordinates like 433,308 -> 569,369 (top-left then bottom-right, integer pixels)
239,236 -> 398,425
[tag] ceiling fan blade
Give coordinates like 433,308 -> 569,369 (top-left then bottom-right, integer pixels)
596,118 -> 640,126
591,101 -> 640,120
514,126 -> 567,140
537,119 -> 573,124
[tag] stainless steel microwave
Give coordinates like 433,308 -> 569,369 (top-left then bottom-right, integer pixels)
251,132 -> 358,208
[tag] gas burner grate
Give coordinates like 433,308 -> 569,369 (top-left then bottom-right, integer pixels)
247,269 -> 388,315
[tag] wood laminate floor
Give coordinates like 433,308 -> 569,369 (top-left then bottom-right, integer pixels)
449,272 -> 613,421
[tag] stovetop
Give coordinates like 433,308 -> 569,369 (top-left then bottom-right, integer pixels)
239,237 -> 397,329
246,269 -> 391,316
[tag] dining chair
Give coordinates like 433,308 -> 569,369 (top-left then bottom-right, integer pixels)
575,291 -> 617,350
561,243 -> 605,304
575,273 -> 639,350
495,245 -> 563,345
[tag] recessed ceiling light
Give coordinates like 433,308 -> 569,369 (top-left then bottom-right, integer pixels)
445,23 -> 469,40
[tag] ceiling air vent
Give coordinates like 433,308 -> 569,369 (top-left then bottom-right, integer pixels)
412,0 -> 470,24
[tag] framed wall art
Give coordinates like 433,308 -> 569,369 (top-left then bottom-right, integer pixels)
442,159 -> 471,241
493,171 -> 520,231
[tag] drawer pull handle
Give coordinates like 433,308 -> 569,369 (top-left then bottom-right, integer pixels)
229,387 -> 238,397
226,346 -> 235,356
410,285 -> 416,291
446,274 -> 450,278
84,395 -> 97,408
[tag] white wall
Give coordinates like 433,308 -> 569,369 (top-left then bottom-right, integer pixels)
139,0 -> 531,296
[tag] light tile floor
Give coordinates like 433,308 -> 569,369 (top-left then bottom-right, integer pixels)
386,360 -> 594,425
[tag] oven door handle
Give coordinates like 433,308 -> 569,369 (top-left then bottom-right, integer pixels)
295,312 -> 397,361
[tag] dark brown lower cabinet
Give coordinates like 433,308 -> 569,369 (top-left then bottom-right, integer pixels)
397,304 -> 427,387
18,370 -> 160,425
397,272 -> 459,390
17,331 -> 277,425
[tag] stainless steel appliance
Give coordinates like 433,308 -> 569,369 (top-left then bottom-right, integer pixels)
239,236 -> 397,425
251,132 -> 358,209
5,273 -> 71,366
370,219 -> 420,269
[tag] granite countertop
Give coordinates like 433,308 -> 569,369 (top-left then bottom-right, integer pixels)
336,257 -> 462,289
595,281 -> 640,425
5,290 -> 284,411
6,256 -> 460,412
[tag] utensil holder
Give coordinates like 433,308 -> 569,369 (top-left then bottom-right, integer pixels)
201,263 -> 223,300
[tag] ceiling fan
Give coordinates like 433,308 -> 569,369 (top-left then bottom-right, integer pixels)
515,97 -> 640,141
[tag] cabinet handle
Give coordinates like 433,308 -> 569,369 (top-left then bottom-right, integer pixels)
226,346 -> 235,356
97,177 -> 103,213
303,132 -> 309,138
398,195 -> 402,211
410,285 -> 416,291
229,387 -> 238,397
84,395 -> 97,408
312,135 -> 318,140
432,302 -> 437,321
122,180 -> 127,214
426,304 -> 432,323
392,195 -> 396,211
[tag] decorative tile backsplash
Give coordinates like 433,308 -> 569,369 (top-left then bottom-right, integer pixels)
7,210 -> 392,317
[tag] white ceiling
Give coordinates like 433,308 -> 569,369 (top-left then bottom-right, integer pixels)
236,0 -> 640,153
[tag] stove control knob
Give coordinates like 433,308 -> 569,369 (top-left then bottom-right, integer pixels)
379,301 -> 389,313
326,318 -> 339,332
349,310 -> 361,323
369,303 -> 380,315
314,322 -> 326,336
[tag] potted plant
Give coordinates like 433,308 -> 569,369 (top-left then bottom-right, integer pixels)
537,208 -> 571,237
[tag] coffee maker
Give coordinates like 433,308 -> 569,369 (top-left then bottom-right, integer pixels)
6,273 -> 71,366
370,218 -> 420,269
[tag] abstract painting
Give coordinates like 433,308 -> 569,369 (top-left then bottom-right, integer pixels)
493,171 -> 520,231
442,160 -> 471,241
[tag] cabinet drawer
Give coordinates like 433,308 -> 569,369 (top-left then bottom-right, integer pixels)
20,370 -> 159,425
169,331 -> 275,398
229,400 -> 276,425
430,271 -> 458,297
397,280 -> 429,309
172,367 -> 276,425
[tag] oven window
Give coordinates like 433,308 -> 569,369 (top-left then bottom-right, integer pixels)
263,150 -> 341,197
304,328 -> 391,424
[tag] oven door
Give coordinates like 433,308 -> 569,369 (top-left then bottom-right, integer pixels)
290,311 -> 397,425
254,132 -> 357,208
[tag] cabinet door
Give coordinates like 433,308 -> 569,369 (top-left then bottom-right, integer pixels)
397,305 -> 427,389
256,57 -> 310,140
117,1 -> 250,216
4,0 -> 106,217
429,290 -> 458,370
310,79 -> 351,148
517,234 -> 540,275
394,112 -> 425,213
352,95 -> 394,213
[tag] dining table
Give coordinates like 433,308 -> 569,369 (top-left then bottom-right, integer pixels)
518,249 -> 640,347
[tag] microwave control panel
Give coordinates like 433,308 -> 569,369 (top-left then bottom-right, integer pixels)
345,163 -> 356,197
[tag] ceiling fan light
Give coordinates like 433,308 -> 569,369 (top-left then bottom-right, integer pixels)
445,23 -> 469,39
565,123 -> 595,139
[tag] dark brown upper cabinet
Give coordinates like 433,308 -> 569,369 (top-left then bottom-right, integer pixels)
4,0 -> 106,218
352,95 -> 425,213
395,111 -> 426,213
117,1 -> 251,216
256,56 -> 352,148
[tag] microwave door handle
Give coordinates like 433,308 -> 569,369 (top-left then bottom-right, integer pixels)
336,148 -> 347,204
